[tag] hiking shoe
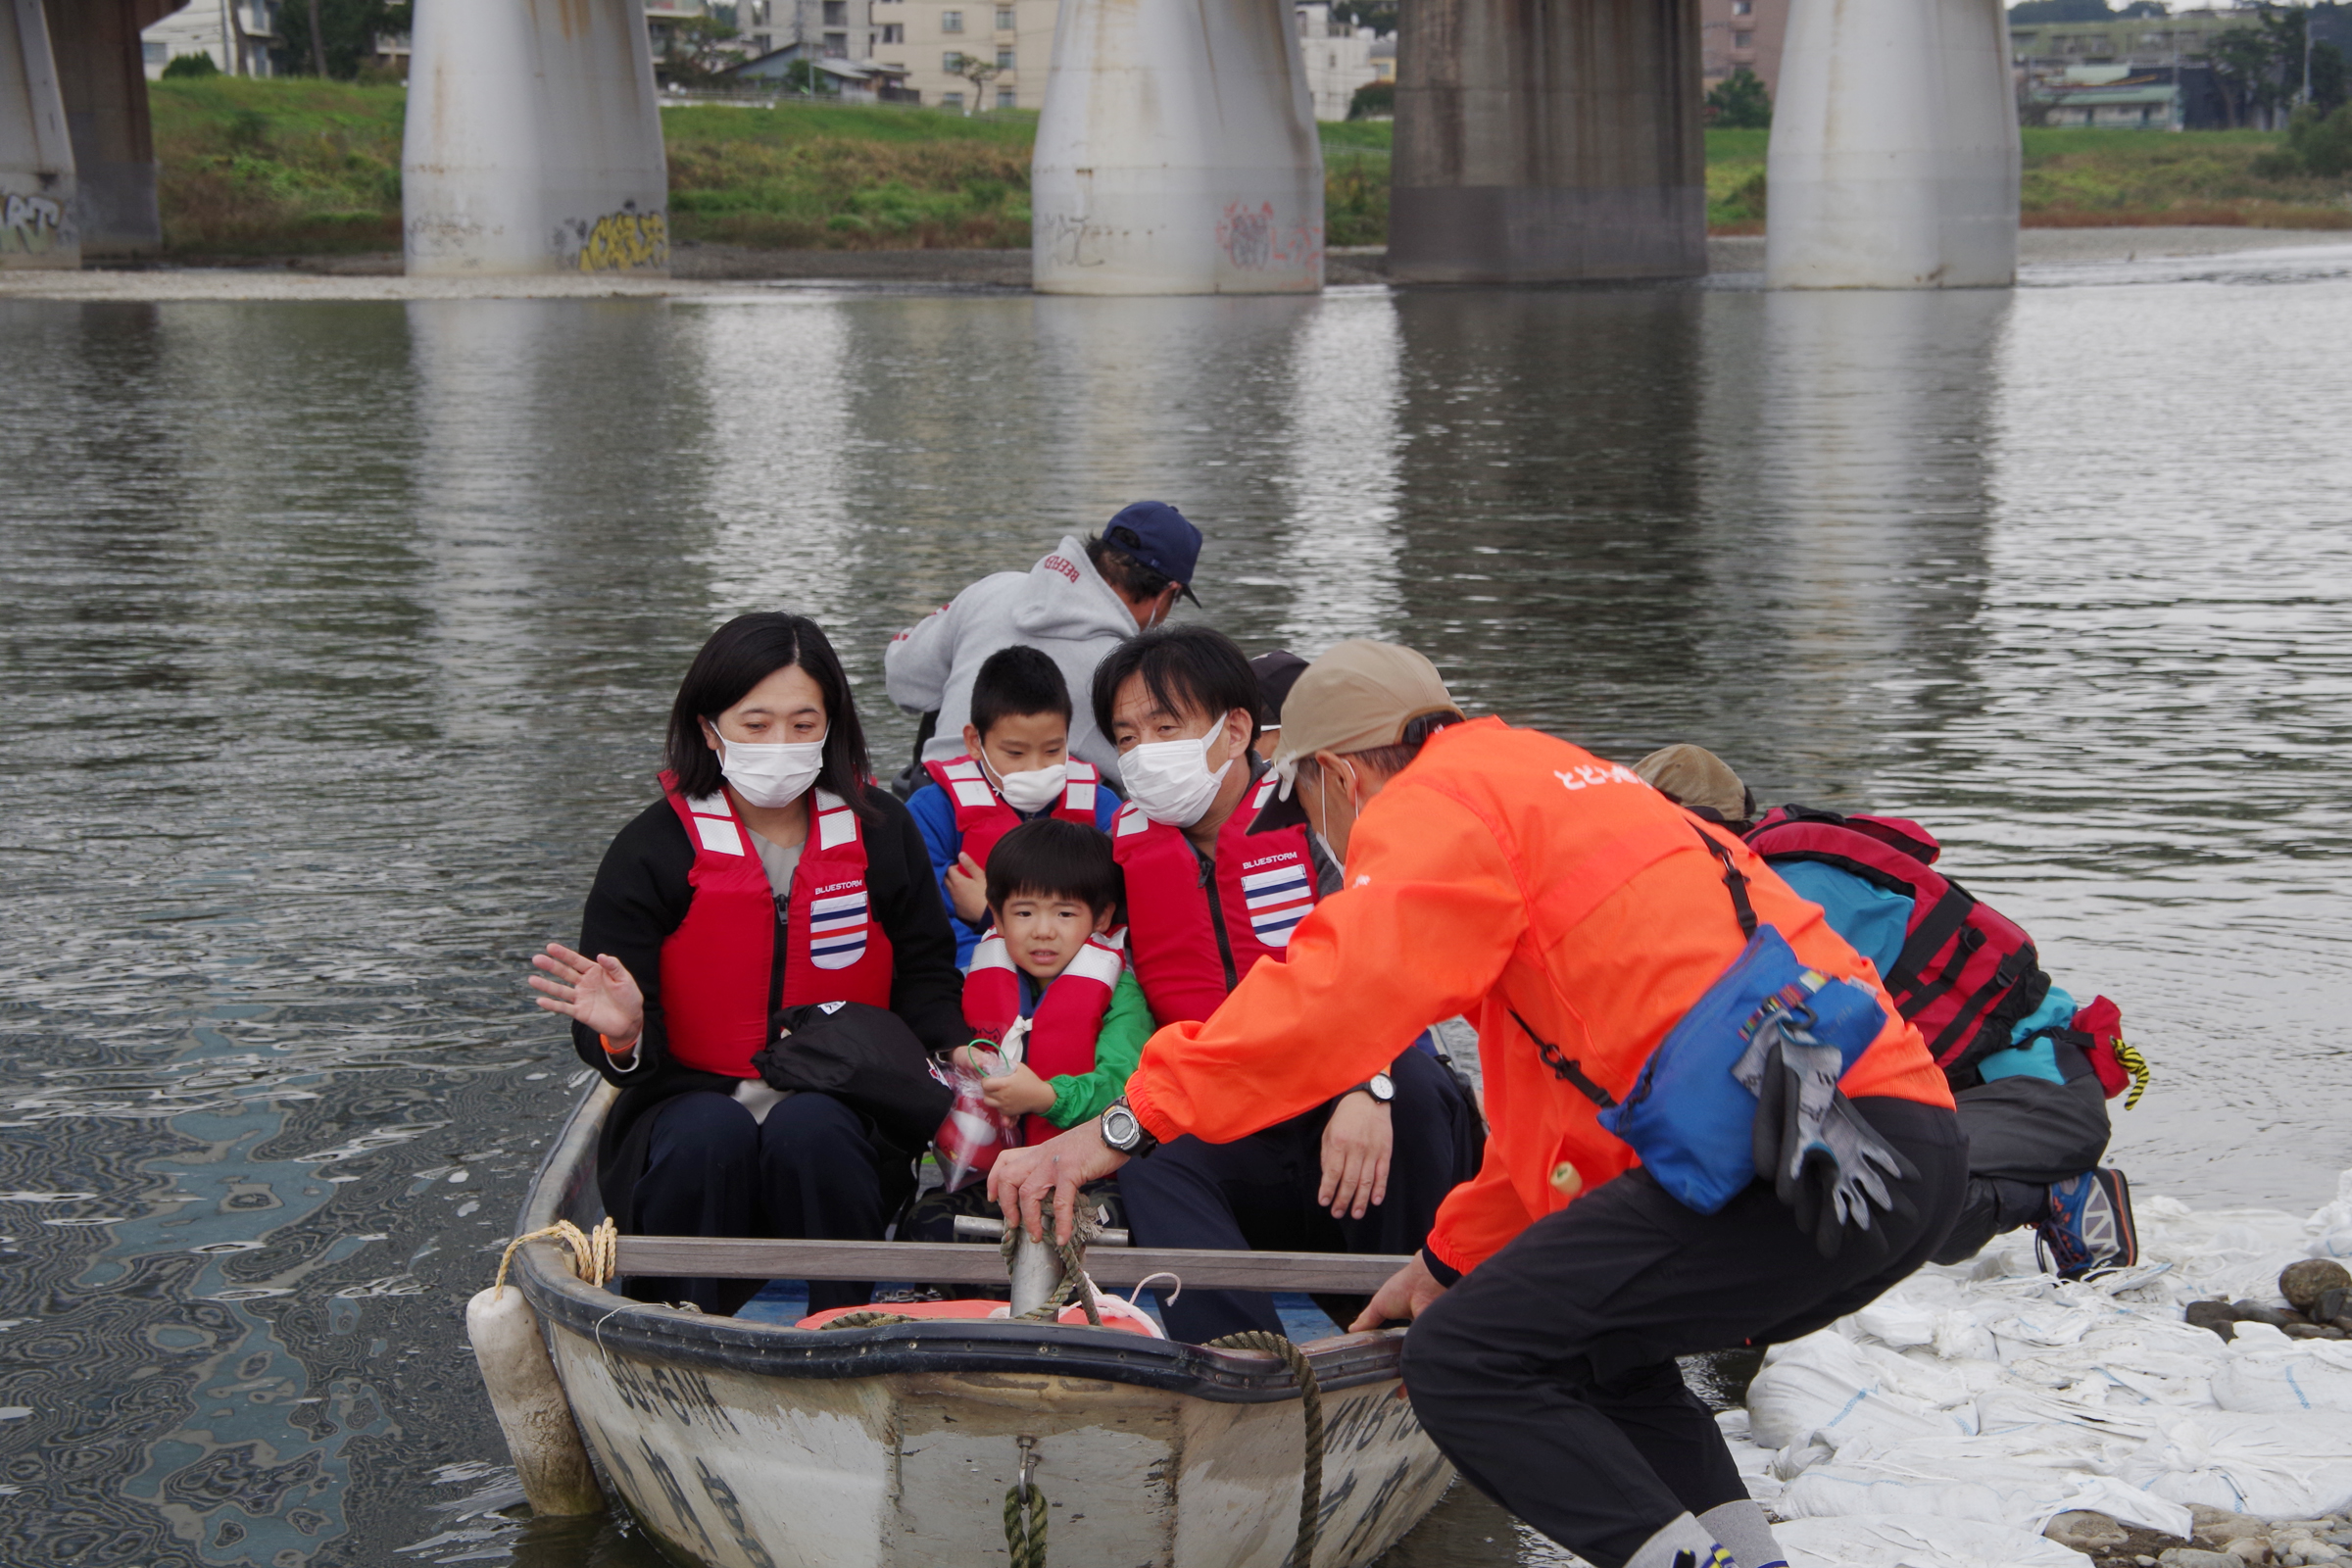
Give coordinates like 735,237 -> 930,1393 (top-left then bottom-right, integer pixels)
2036,1168 -> 2138,1280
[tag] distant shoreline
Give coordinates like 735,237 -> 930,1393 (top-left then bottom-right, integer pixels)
5,228 -> 2346,302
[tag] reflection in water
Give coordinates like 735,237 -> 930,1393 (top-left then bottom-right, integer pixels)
1386,289 -> 1707,727
692,300 -> 861,622
1715,289 -> 2011,799
2,270 -> 2349,1567
1273,294 -> 1406,650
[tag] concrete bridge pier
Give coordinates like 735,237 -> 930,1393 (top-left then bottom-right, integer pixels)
1388,0 -> 1705,284
1032,0 -> 1323,294
1,0 -> 76,268
403,0 -> 669,277
41,0 -> 177,258
1766,0 -> 2020,289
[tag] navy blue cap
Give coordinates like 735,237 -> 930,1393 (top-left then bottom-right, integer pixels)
1102,501 -> 1203,606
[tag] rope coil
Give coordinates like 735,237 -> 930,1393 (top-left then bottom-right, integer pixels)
493,1217 -> 618,1298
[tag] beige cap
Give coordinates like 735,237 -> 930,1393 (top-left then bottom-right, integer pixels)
1632,744 -> 1752,824
1249,642 -> 1464,837
1269,641 -> 1464,773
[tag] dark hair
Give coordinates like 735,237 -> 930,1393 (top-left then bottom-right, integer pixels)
984,818 -> 1122,918
1091,624 -> 1261,752
664,612 -> 874,815
969,645 -> 1073,738
1084,532 -> 1174,603
1294,710 -> 1470,790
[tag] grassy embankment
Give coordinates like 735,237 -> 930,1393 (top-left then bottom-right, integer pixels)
1703,124 -> 2352,232
148,76 -> 2350,257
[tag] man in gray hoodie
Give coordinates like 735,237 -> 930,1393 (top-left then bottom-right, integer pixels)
885,502 -> 1203,789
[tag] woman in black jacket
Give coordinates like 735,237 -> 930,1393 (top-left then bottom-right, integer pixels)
529,612 -> 965,1314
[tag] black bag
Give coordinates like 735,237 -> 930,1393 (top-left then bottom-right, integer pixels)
750,1002 -> 953,1151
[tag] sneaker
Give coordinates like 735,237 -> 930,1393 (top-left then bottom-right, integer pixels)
2036,1168 -> 2138,1279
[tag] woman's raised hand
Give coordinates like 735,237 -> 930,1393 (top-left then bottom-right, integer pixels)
529,942 -> 646,1049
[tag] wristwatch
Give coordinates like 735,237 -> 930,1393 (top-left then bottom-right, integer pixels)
1100,1097 -> 1157,1157
1348,1072 -> 1396,1104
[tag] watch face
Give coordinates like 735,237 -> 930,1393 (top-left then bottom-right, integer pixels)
1102,1105 -> 1137,1149
1370,1073 -> 1395,1101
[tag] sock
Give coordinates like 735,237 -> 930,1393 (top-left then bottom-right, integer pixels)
1623,1511 -> 1735,1568
1700,1499 -> 1788,1568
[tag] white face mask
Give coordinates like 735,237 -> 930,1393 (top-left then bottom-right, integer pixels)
1122,714 -> 1237,828
711,727 -> 826,809
985,752 -> 1068,813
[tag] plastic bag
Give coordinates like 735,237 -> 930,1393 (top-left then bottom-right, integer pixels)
934,1020 -> 1028,1193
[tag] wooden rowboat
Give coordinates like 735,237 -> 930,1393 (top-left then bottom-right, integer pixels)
495,1082 -> 1457,1567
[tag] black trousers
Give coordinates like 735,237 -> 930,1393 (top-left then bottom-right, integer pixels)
624,1089 -> 895,1316
1117,1046 -> 1484,1343
1932,1052 -> 2114,1265
1402,1096 -> 1966,1568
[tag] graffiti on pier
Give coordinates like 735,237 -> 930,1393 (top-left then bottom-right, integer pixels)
557,203 -> 669,272
1217,201 -> 1322,276
2,192 -> 72,257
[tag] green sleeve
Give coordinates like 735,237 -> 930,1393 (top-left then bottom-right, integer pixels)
1046,969 -> 1154,1129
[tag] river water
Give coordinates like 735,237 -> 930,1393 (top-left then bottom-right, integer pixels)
4,247 -> 2351,1567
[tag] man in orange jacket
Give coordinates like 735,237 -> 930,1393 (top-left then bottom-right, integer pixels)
992,641 -> 1967,1568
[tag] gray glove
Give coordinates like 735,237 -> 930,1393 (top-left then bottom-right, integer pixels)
1738,1012 -> 1919,1258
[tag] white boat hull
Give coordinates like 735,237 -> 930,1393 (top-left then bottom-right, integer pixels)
508,1085 -> 1456,1567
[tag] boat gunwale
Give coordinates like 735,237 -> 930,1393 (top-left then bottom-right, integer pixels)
514,1081 -> 1413,1404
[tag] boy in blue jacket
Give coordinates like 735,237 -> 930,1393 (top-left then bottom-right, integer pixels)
906,644 -> 1123,967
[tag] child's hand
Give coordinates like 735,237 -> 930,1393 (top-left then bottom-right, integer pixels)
945,851 -> 989,924
979,1063 -> 1056,1117
954,1043 -> 1004,1076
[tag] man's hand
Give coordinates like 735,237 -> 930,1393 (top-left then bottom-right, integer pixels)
979,1063 -> 1056,1117
990,1119 -> 1129,1245
1348,1252 -> 1448,1331
945,851 -> 989,925
1318,1090 -> 1393,1220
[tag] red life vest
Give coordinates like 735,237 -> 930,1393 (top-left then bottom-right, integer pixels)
1745,804 -> 2050,1081
1112,774 -> 1317,1027
657,773 -> 896,1078
919,755 -> 1102,871
962,932 -> 1125,1144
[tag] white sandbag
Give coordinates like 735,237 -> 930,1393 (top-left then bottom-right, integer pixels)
1747,1331 -> 1978,1449
1774,1512 -> 2089,1568
1770,1427 -> 2191,1539
2212,1335 -> 2352,1414
2119,1408 -> 2352,1518
2303,1170 -> 2352,1260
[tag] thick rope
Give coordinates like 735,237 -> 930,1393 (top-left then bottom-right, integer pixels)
817,1309 -> 916,1330
1002,1193 -> 1104,1327
1205,1331 -> 1323,1568
493,1217 -> 618,1298
1004,1437 -> 1047,1568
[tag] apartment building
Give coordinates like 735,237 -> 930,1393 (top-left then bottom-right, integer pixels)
1296,3 -> 1380,122
1697,0 -> 1788,95
868,0 -> 1054,109
141,0 -> 281,77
